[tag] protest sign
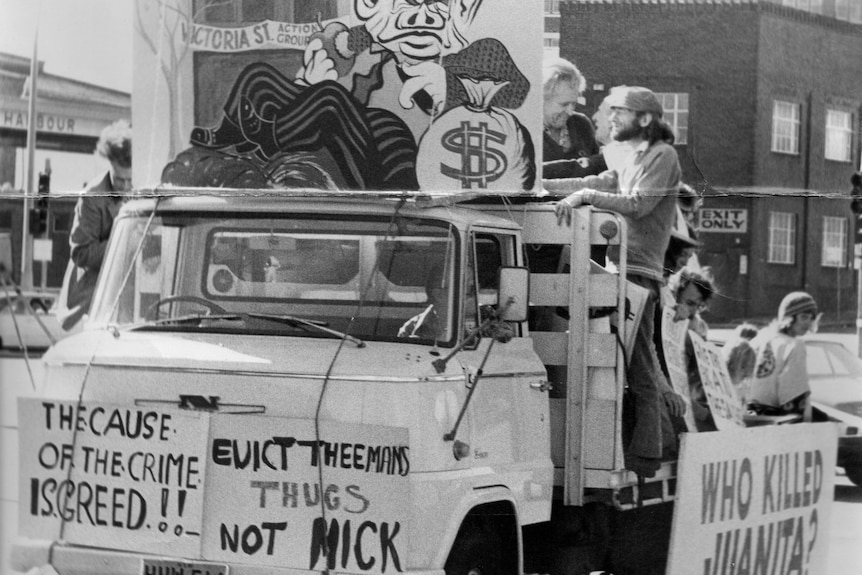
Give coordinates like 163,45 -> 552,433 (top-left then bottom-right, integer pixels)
18,398 -> 211,556
19,398 -> 411,572
620,279 -> 649,362
201,415 -> 410,573
690,331 -> 747,430
667,423 -> 838,575
661,305 -> 698,432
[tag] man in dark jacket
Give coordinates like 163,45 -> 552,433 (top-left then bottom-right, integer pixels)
60,120 -> 132,330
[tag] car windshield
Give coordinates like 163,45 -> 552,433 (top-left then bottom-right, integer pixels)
89,210 -> 460,346
805,340 -> 862,379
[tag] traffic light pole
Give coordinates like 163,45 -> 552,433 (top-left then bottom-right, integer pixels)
20,30 -> 39,291
857,243 -> 862,358
852,173 -> 862,357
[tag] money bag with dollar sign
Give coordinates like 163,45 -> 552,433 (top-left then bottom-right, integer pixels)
416,76 -> 535,192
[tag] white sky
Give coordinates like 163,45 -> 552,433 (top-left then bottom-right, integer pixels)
0,0 -> 134,190
0,0 -> 133,93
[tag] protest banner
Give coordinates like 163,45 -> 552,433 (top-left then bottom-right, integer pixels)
690,331 -> 747,430
661,305 -> 698,432
19,398 -> 411,572
667,423 -> 838,575
201,415 -> 410,573
18,397 -> 211,557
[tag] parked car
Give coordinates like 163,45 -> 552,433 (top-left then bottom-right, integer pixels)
0,290 -> 63,351
707,334 -> 862,485
804,339 -> 862,486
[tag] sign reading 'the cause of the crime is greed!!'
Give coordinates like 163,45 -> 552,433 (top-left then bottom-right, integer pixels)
19,398 -> 410,573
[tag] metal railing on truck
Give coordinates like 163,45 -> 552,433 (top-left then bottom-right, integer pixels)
475,203 -> 675,510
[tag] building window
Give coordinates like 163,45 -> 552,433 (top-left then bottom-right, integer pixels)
781,0 -> 824,13
822,216 -> 848,268
825,109 -> 853,162
545,0 -> 560,15
771,100 -> 800,155
768,211 -> 796,264
835,0 -> 862,23
655,93 -> 688,145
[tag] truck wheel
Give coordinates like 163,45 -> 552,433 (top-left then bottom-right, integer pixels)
445,529 -> 505,575
845,466 -> 862,486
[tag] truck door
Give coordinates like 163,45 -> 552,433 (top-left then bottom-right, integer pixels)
462,230 -> 549,483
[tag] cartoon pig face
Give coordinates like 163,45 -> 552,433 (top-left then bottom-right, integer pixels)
354,0 -> 484,62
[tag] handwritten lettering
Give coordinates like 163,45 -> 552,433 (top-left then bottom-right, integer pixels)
41,402 -> 173,441
702,510 -> 817,575
211,437 -> 410,476
29,477 -> 146,529
309,518 -> 402,572
220,522 -> 287,556
250,480 -> 370,514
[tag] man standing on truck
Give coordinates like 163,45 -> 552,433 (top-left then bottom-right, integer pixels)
545,87 -> 683,477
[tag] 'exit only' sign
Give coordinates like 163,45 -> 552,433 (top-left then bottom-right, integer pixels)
698,209 -> 748,233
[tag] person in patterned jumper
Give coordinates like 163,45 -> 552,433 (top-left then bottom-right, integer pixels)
747,292 -> 818,422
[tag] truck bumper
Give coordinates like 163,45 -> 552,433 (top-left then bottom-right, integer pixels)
12,538 -> 445,575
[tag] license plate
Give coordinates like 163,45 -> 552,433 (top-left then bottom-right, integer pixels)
141,558 -> 229,575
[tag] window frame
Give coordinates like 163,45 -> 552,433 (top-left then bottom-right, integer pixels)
544,0 -> 561,15
655,92 -> 689,146
825,108 -> 853,163
767,211 -> 796,265
771,100 -> 801,155
821,216 -> 848,268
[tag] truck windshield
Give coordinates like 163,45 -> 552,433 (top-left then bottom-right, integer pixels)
89,211 -> 460,346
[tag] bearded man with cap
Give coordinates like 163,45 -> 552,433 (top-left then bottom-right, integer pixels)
747,292 -> 818,422
545,86 -> 682,478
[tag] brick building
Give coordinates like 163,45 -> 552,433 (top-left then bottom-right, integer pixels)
557,0 -> 862,323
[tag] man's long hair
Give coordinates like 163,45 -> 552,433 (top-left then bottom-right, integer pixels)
639,113 -> 676,145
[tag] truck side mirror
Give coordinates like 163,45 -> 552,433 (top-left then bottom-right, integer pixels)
498,267 -> 529,322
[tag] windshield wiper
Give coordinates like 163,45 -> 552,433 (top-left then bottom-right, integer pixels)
125,312 -> 365,347
245,312 -> 366,348
128,313 -> 245,329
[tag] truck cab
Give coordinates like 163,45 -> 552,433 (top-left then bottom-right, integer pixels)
14,192 -> 564,575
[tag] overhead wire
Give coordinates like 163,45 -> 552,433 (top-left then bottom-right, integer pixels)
311,195 -> 409,572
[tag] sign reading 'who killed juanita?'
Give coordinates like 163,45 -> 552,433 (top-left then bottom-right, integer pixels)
667,423 -> 838,575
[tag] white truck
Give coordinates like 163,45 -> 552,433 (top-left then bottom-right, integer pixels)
9,191 -> 813,575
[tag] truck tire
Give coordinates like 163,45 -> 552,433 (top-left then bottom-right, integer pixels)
444,529 -> 505,575
845,466 -> 862,487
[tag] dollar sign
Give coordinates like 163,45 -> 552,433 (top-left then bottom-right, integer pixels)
439,121 -> 508,189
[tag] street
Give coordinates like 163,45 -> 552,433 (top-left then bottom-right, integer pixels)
831,471 -> 862,573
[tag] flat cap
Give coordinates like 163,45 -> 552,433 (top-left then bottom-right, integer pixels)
605,86 -> 663,118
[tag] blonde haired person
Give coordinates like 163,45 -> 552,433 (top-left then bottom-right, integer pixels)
59,120 -> 133,331
542,58 -> 600,179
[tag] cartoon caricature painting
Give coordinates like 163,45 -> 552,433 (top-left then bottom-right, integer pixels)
134,0 -> 541,192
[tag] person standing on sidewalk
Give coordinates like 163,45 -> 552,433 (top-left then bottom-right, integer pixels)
548,87 -> 682,477
58,119 -> 133,331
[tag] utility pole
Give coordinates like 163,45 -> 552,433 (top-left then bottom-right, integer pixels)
851,172 -> 862,357
20,25 -> 40,291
